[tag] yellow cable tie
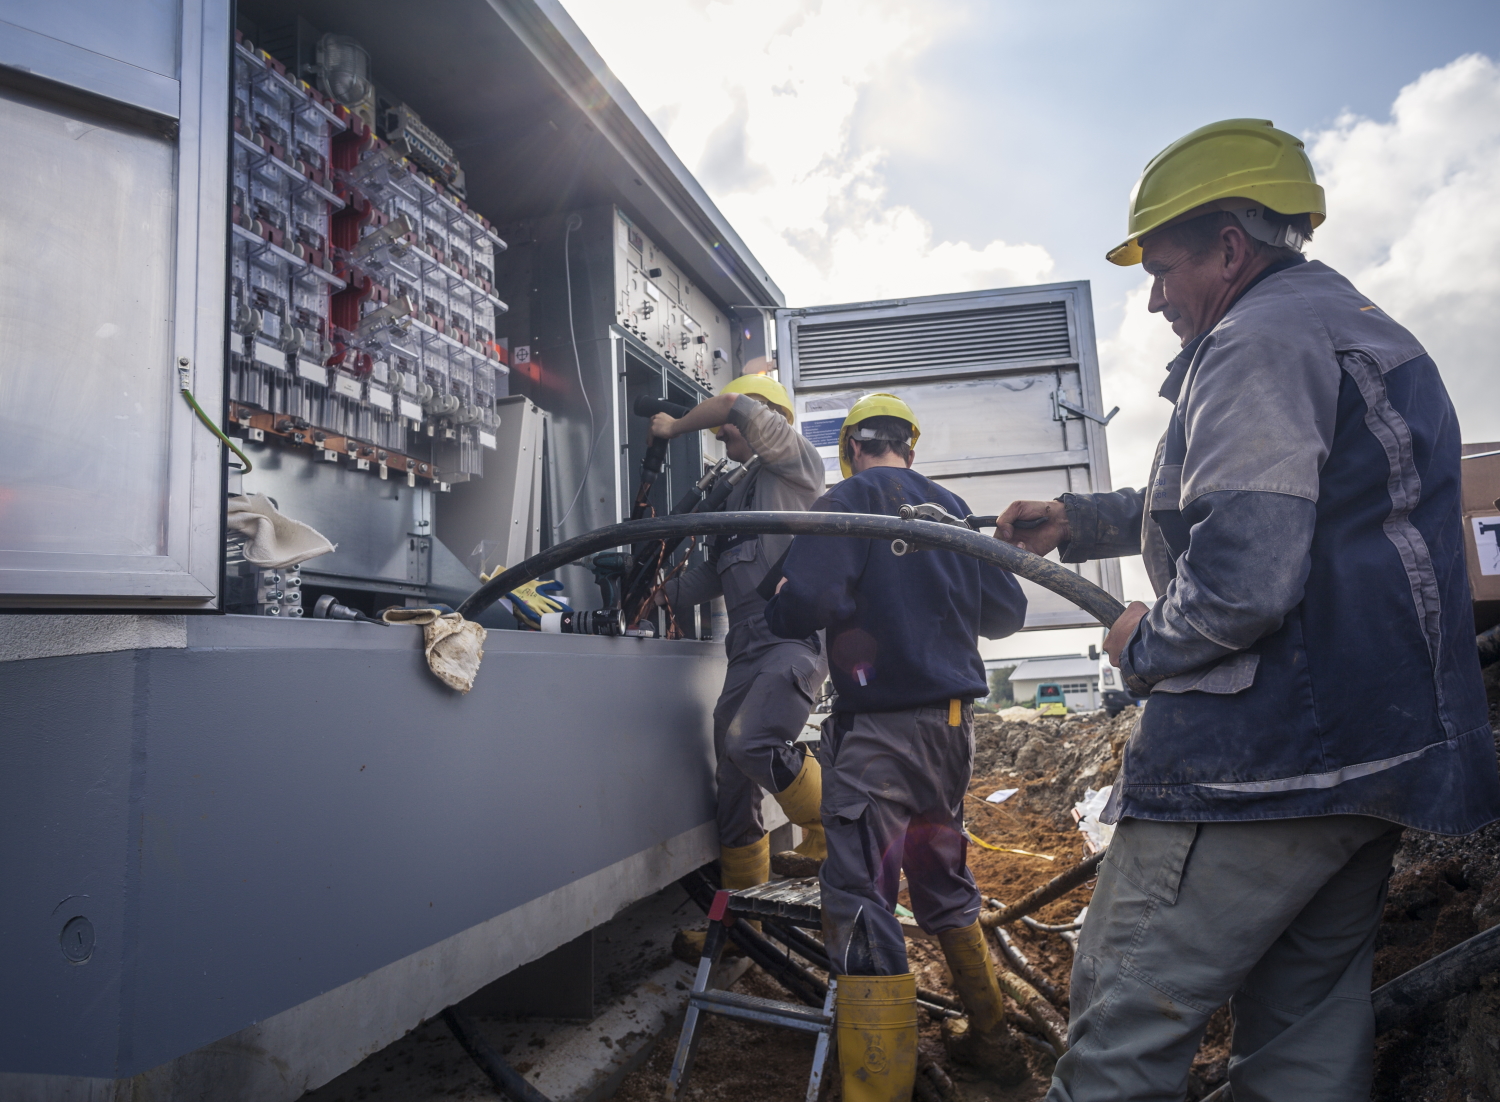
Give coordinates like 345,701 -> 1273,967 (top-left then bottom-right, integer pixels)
964,829 -> 1054,861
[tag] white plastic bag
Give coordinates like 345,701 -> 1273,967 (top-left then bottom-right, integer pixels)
1074,786 -> 1115,852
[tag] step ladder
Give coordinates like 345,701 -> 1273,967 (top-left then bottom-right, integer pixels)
667,879 -> 834,1102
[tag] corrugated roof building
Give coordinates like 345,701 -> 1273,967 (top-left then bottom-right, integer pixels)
1008,655 -> 1101,711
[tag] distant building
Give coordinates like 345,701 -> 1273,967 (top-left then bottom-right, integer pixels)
1007,655 -> 1102,711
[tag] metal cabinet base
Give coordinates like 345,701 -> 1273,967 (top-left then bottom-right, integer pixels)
0,615 -> 727,1094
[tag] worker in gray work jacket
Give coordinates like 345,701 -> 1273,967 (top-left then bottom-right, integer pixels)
996,119 -> 1500,1102
767,392 -> 1032,1101
649,370 -> 828,914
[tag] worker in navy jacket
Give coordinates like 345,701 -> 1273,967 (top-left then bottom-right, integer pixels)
767,392 -> 1033,1096
997,120 -> 1500,1102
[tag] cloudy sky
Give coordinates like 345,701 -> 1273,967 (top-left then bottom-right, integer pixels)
563,0 -> 1500,657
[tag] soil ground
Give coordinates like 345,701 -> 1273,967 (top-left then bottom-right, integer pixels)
617,679 -> 1500,1102
616,707 -> 1144,1102
1368,662 -> 1500,1101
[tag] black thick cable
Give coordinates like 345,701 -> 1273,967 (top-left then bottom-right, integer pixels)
1373,921 -> 1500,1033
680,873 -> 964,1019
765,919 -> 834,972
442,1007 -> 553,1102
457,510 -> 1126,627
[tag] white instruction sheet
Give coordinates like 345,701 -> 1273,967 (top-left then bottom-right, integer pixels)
1473,516 -> 1500,576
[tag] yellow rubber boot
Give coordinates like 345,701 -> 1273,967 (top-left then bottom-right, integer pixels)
719,834 -> 771,890
935,921 -> 1028,1084
836,973 -> 918,1102
674,836 -> 771,962
772,753 -> 827,860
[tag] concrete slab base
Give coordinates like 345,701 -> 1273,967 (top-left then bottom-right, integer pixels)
297,881 -> 751,1102
522,955 -> 753,1102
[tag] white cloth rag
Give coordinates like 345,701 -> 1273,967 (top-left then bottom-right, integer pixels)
227,494 -> 336,568
382,608 -> 487,693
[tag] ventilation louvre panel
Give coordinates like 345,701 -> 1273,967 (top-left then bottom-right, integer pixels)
792,301 -> 1072,383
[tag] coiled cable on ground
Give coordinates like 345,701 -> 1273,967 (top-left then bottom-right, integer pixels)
979,850 -> 1106,929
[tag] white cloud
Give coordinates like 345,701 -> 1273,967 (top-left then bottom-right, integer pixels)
1094,52 -> 1500,599
563,0 -> 1054,305
1307,53 -> 1500,445
1096,277 -> 1178,601
568,6 -> 1500,614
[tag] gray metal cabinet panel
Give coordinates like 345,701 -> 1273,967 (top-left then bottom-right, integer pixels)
0,0 -> 228,607
778,282 -> 1123,630
0,651 -> 138,1076
0,620 -> 724,1078
0,0 -> 182,81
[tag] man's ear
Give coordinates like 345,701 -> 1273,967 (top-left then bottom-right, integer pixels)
905,448 -> 915,469
1220,224 -> 1253,278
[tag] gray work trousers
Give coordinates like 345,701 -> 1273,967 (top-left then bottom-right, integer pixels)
1048,814 -> 1402,1102
713,614 -> 825,849
817,703 -> 981,976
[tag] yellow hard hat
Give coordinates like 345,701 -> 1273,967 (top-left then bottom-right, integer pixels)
838,392 -> 921,478
721,373 -> 794,423
1107,119 -> 1326,266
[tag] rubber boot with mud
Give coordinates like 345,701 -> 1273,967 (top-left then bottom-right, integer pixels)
936,920 -> 1030,1084
672,835 -> 771,963
772,752 -> 826,860
835,973 -> 918,1102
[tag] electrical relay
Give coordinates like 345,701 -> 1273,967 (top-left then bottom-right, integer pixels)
227,29 -> 509,491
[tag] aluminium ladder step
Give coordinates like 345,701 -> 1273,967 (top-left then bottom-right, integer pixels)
688,988 -> 833,1031
724,876 -> 823,925
667,888 -> 836,1102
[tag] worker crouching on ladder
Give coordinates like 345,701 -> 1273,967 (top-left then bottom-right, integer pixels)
649,371 -> 829,936
765,393 -> 1032,1101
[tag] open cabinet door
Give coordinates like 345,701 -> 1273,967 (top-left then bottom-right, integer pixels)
0,0 -> 229,608
776,281 -> 1123,630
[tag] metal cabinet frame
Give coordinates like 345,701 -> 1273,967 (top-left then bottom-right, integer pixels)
0,1 -> 230,607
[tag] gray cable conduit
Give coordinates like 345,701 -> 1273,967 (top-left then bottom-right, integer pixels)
456,510 -> 1127,627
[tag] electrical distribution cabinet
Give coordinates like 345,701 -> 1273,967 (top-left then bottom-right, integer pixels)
0,2 -> 782,1094
218,14 -> 751,616
0,2 -> 1127,1097
0,0 -> 779,616
494,204 -> 730,605
225,26 -> 516,614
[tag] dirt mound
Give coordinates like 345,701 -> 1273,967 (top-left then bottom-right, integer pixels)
971,706 -> 1135,825
618,693 -> 1500,1101
614,719 -> 1129,1101
1371,711 -> 1500,1102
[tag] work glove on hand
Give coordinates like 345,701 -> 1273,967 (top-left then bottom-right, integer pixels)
480,569 -> 568,629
